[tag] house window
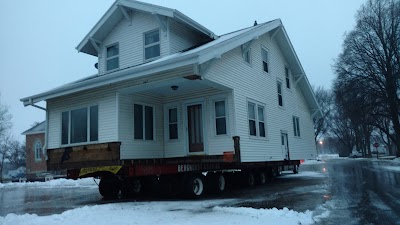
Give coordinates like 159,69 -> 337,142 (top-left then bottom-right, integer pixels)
277,81 -> 283,107
134,104 -> 154,140
261,48 -> 269,73
106,44 -> 119,71
285,67 -> 290,89
215,100 -> 227,135
293,116 -> 301,137
61,105 -> 98,145
168,108 -> 178,140
144,29 -> 160,60
34,140 -> 41,161
248,101 -> 266,137
242,45 -> 251,64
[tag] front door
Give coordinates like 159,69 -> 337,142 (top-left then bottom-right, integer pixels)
281,132 -> 290,160
187,104 -> 204,153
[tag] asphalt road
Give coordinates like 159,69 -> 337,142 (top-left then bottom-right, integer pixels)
1,159 -> 399,225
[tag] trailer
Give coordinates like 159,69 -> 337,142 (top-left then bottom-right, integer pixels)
47,138 -> 300,198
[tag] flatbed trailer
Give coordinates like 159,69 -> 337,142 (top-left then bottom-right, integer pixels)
47,138 -> 301,198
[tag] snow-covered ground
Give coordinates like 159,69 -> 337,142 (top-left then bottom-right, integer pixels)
0,176 -> 329,225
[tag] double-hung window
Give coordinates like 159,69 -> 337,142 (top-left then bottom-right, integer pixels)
215,100 -> 227,135
261,48 -> 269,73
168,108 -> 178,140
277,81 -> 283,107
285,67 -> 291,89
134,104 -> 154,140
34,140 -> 41,161
242,45 -> 251,65
144,29 -> 160,60
106,44 -> 119,71
61,105 -> 98,145
248,101 -> 266,137
293,116 -> 301,137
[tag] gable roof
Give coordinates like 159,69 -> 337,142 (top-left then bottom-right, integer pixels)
77,0 -> 217,56
21,121 -> 46,135
21,20 -> 321,117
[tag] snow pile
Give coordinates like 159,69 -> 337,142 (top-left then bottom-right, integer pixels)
0,178 -> 98,189
0,202 -> 320,225
302,159 -> 325,165
7,166 -> 26,178
381,166 -> 400,172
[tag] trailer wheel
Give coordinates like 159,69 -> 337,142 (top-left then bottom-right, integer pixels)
121,179 -> 142,198
293,165 -> 299,174
207,173 -> 226,193
99,176 -> 120,199
246,172 -> 255,187
257,171 -> 266,185
185,174 -> 205,198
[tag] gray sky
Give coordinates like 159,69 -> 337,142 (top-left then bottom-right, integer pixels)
0,0 -> 365,141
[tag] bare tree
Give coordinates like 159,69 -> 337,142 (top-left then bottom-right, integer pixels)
313,86 -> 333,144
0,95 -> 13,181
334,0 -> 400,155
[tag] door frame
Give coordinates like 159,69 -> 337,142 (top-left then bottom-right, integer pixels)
183,99 -> 207,156
280,131 -> 290,160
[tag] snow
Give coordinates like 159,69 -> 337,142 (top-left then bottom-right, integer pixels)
381,166 -> 400,172
0,201 -> 321,225
0,178 -> 99,189
302,159 -> 326,165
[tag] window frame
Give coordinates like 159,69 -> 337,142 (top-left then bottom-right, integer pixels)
247,99 -> 267,139
241,45 -> 252,65
261,47 -> 269,74
61,105 -> 99,146
143,29 -> 161,61
213,99 -> 228,136
277,80 -> 284,107
293,116 -> 301,137
106,43 -> 119,71
34,139 -> 42,161
134,103 -> 155,141
164,105 -> 180,141
285,67 -> 291,89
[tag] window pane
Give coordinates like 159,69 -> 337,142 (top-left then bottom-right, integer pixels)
215,101 -> 225,117
259,122 -> 265,137
169,124 -> 178,140
71,108 -> 88,143
107,57 -> 119,71
134,104 -> 143,139
61,111 -> 69,145
216,118 -> 227,135
262,49 -> 268,61
293,117 -> 297,136
258,106 -> 264,121
249,120 -> 256,136
107,45 -> 119,57
90,106 -> 98,142
145,30 -> 160,45
279,95 -> 283,106
285,68 -> 290,89
244,50 -> 250,63
277,82 -> 282,94
169,108 -> 177,123
263,61 -> 268,73
296,118 -> 301,136
145,106 -> 153,140
145,44 -> 160,60
248,103 -> 255,119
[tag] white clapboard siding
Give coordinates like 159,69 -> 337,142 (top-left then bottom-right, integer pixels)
169,19 -> 201,54
206,33 -> 316,162
99,11 -> 168,75
47,89 -> 117,149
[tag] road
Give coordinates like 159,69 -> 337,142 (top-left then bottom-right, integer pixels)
1,159 -> 400,225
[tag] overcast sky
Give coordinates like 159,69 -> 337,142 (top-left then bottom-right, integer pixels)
0,0 -> 365,141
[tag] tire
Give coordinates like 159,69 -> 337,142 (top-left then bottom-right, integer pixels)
245,172 -> 255,187
121,179 -> 142,198
99,176 -> 120,199
257,171 -> 266,185
293,165 -> 299,174
185,174 -> 205,198
207,173 -> 226,193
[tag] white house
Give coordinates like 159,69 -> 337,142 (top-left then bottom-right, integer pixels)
21,0 -> 320,170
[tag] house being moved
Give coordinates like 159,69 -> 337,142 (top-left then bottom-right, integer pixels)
21,0 -> 320,197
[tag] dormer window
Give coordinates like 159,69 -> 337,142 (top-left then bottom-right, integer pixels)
106,44 -> 119,71
144,29 -> 160,60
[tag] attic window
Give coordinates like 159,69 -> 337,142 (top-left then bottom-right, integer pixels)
144,29 -> 160,60
106,44 -> 119,71
261,48 -> 269,73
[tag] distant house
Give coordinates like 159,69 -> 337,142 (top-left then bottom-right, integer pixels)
22,122 -> 47,180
